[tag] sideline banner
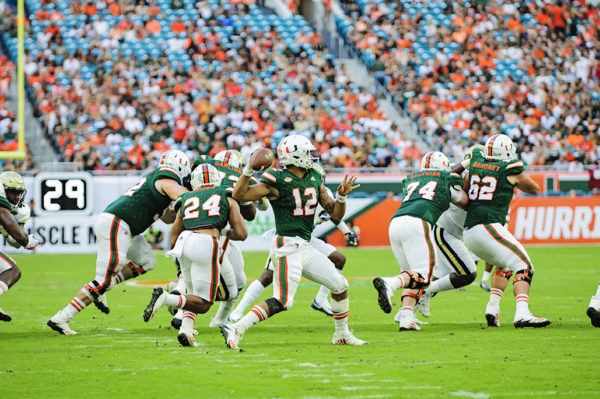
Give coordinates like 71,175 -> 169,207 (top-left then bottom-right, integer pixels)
507,196 -> 600,245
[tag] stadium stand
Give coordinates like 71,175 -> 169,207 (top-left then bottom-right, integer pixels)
336,0 -> 600,169
0,0 -> 423,170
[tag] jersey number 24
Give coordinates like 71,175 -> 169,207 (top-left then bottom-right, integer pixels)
183,195 -> 221,219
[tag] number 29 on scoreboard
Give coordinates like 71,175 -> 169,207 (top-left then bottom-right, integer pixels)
33,172 -> 93,215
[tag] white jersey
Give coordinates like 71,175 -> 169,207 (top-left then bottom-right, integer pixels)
436,203 -> 466,239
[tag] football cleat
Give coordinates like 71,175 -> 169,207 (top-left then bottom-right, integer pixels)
332,330 -> 369,345
0,307 -> 12,322
311,298 -> 333,317
220,323 -> 244,352
415,291 -> 432,318
514,314 -> 551,328
398,315 -> 422,331
480,281 -> 491,291
143,287 -> 167,322
586,307 -> 600,328
372,277 -> 393,313
485,302 -> 500,327
92,293 -> 110,314
47,311 -> 77,335
177,325 -> 199,347
171,309 -> 183,329
227,308 -> 243,323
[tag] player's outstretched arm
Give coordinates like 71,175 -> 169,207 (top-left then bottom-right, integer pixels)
156,178 -> 189,201
326,175 -> 360,223
0,207 -> 31,248
170,212 -> 184,249
507,173 -> 539,195
226,198 -> 248,241
232,173 -> 275,202
450,188 -> 469,210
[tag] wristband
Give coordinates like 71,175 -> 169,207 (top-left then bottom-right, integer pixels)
336,193 -> 347,203
242,165 -> 254,177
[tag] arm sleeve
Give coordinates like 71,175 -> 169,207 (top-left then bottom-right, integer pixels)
450,186 -> 464,203
260,169 -> 278,187
505,160 -> 524,176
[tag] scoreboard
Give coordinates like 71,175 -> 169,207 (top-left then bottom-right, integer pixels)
33,172 -> 93,215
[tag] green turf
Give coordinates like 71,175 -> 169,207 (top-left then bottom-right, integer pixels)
0,247 -> 599,398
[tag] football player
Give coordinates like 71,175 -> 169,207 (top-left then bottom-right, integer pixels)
47,150 -> 190,335
409,146 -> 483,319
169,150 -> 257,330
228,164 -> 358,322
221,134 -> 367,351
372,151 -> 468,331
0,171 -> 39,321
143,163 -> 247,346
463,134 -> 550,328
587,281 -> 600,327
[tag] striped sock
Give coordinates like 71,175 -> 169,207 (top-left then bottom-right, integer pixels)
388,274 -> 406,291
489,288 -> 503,306
331,297 -> 349,334
236,304 -> 268,333
164,293 -> 186,309
181,312 -> 196,331
400,305 -> 415,318
0,281 -> 8,297
63,297 -> 87,319
515,294 -> 529,314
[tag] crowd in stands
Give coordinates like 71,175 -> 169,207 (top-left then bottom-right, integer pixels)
0,0 -> 425,171
338,0 -> 600,171
0,45 -> 35,172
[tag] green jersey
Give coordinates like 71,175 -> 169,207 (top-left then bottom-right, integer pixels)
176,186 -> 230,231
393,170 -> 463,225
261,168 -> 323,241
104,168 -> 181,235
0,185 -> 13,211
465,151 -> 524,227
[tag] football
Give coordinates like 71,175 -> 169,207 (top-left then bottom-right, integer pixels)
249,148 -> 274,172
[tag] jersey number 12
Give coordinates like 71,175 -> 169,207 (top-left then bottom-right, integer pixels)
292,187 -> 318,216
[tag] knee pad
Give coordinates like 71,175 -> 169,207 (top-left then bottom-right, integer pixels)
265,297 -> 285,315
330,276 -> 349,295
401,289 -> 422,302
493,269 -> 513,280
84,280 -> 104,297
402,271 -> 429,289
513,269 -> 534,285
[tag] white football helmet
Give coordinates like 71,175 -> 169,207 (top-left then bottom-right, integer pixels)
483,134 -> 516,161
277,135 -> 317,170
190,163 -> 221,190
214,150 -> 246,169
159,150 -> 191,180
0,171 -> 26,207
420,151 -> 450,171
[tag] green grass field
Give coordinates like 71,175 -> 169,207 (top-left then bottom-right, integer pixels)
0,246 -> 599,398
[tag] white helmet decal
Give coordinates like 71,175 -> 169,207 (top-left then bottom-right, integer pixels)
159,150 -> 191,180
277,135 -> 317,170
484,134 -> 516,161
420,151 -> 450,171
190,163 -> 222,190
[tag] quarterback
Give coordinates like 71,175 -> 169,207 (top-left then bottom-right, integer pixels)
47,150 -> 190,335
0,171 -> 39,321
221,135 -> 368,351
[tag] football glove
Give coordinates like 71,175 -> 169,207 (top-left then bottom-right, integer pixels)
255,197 -> 269,211
315,211 -> 331,225
345,232 -> 358,247
25,234 -> 39,250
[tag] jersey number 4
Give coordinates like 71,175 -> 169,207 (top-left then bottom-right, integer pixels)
292,187 -> 318,216
468,175 -> 497,200
403,181 -> 438,201
183,194 -> 221,219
